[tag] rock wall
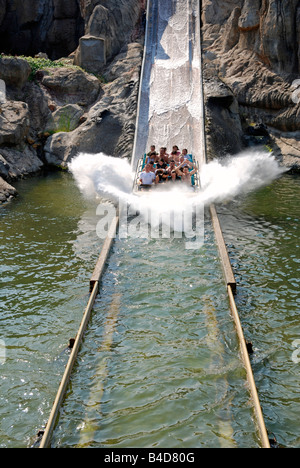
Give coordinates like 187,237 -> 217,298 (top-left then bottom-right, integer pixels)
202,0 -> 300,169
0,0 -> 144,62
0,0 -> 84,59
1,0 -> 299,204
0,0 -> 145,202
74,0 -> 145,71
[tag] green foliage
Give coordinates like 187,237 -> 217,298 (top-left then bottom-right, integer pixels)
1,54 -> 107,84
18,56 -> 67,80
1,54 -> 84,81
51,110 -> 75,134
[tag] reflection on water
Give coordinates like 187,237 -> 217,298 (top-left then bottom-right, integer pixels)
218,174 -> 300,448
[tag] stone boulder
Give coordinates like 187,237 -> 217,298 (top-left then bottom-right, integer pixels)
0,101 -> 30,146
0,175 -> 17,203
0,56 -> 31,89
204,75 -> 244,159
40,67 -> 101,106
75,35 -> 106,73
46,19 -> 80,60
202,0 -> 300,165
0,146 -> 43,179
45,104 -> 85,134
271,131 -> 300,171
0,153 -> 10,178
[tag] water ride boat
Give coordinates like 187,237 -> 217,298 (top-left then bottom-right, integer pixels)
133,154 -> 201,194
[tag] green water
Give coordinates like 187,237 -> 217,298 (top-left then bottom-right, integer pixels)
0,172 -> 298,448
218,174 -> 300,448
52,228 -> 259,449
0,173 -> 101,448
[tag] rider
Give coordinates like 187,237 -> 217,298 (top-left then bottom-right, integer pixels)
175,160 -> 198,185
146,145 -> 158,164
139,163 -> 157,187
169,145 -> 181,164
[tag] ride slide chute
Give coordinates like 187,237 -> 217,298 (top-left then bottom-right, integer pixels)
132,0 -> 206,170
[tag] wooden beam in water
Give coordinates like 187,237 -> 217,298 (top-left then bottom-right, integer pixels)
39,215 -> 119,448
90,216 -> 119,292
209,204 -> 236,293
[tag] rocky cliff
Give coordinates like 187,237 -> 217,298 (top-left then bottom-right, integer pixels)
0,0 -> 299,202
0,0 -> 144,61
202,0 -> 300,169
0,0 -> 84,59
0,0 -> 145,202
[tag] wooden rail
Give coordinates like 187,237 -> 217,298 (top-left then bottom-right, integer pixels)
209,204 -> 237,293
39,216 -> 119,448
209,203 -> 270,448
227,284 -> 270,449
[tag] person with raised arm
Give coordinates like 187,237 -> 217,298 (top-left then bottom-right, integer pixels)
175,160 -> 198,186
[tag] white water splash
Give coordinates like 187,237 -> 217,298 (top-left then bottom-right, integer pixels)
70,151 -> 285,202
69,153 -> 134,201
195,151 -> 286,206
69,151 -> 286,237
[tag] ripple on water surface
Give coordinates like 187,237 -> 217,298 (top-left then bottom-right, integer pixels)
52,226 -> 260,448
0,173 -> 100,448
218,174 -> 300,448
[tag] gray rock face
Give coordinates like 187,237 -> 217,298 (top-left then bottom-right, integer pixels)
203,0 -> 300,74
0,0 -> 146,202
40,67 -> 101,106
0,0 -> 143,62
45,42 -> 143,166
74,0 -> 143,73
204,76 -> 244,160
0,43 -> 144,199
0,175 -> 17,202
0,57 -> 31,89
0,101 -> 30,146
75,36 -> 107,73
0,0 -> 84,59
202,0 -> 300,169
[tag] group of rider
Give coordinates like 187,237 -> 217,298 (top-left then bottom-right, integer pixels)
139,145 -> 198,188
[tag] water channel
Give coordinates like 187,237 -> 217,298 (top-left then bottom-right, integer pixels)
0,170 -> 299,448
